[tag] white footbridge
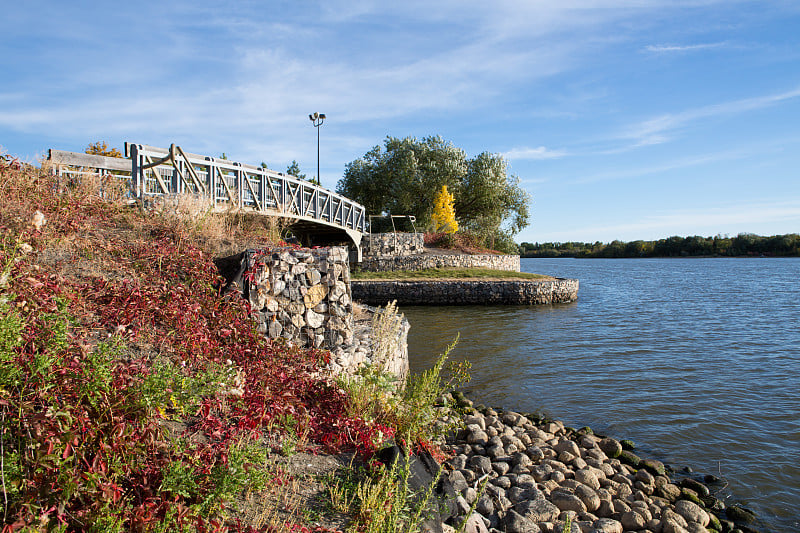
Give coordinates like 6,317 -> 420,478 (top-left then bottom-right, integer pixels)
48,143 -> 367,257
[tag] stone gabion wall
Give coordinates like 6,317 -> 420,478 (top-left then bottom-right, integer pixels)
361,232 -> 424,259
360,253 -> 521,273
351,278 -> 578,306
243,247 -> 353,349
331,304 -> 410,382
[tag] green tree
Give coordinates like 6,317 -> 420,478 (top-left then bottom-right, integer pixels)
337,135 -> 530,251
286,160 -> 317,184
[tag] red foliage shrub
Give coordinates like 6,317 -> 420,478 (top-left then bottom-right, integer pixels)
0,165 -> 388,531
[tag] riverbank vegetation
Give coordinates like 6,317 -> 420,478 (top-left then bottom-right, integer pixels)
352,267 -> 551,281
337,136 -> 530,254
520,233 -> 800,258
0,153 -> 465,532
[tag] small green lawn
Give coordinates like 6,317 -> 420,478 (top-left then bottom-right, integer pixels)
351,267 -> 553,280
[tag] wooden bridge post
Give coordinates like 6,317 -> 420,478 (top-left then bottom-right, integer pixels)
205,158 -> 215,208
129,144 -> 142,197
172,158 -> 180,194
260,171 -> 267,213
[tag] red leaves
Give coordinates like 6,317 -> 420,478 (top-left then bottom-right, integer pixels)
23,276 -> 44,288
0,171 -> 396,532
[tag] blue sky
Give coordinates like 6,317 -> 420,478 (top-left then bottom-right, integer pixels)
2,1 -> 799,244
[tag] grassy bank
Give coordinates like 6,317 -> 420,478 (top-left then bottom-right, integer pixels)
0,155 -> 463,532
352,267 -> 551,281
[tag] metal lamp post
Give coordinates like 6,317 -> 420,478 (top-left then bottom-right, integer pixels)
309,112 -> 326,185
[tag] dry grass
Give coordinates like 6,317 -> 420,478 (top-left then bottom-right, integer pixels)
3,152 -> 288,262
0,155 -> 286,295
148,193 -> 292,258
370,300 -> 405,373
233,452 -> 355,532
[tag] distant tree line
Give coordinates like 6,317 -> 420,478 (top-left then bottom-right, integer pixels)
519,233 -> 800,258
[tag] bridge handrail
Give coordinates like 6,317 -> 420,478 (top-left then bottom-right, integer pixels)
123,143 -> 366,234
48,149 -> 132,173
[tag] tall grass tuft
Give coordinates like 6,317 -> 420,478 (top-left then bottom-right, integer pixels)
370,300 -> 406,373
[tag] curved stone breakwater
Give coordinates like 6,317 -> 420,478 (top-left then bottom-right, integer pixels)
360,253 -> 521,273
351,278 -> 578,306
435,396 -> 761,533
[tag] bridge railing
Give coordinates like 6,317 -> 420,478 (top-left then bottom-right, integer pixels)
124,143 -> 366,233
47,149 -> 132,180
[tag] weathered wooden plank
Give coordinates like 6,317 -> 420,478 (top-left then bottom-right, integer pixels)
143,156 -> 172,194
175,145 -> 207,195
126,143 -> 207,162
48,150 -> 131,172
241,171 -> 262,211
214,167 -> 237,205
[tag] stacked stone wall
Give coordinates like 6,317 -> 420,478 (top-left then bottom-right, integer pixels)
234,247 -> 410,381
331,304 -> 410,382
360,253 -> 521,273
351,278 -> 578,306
362,232 -> 424,259
243,247 -> 353,349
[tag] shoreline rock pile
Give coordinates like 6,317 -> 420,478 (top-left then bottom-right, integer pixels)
437,398 -> 759,533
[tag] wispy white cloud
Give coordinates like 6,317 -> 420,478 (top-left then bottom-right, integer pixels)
644,201 -> 800,229
2,0 -> 799,194
571,136 -> 800,184
572,150 -> 743,184
619,85 -> 800,147
644,42 -> 728,53
0,2 -> 586,170
503,146 -> 568,160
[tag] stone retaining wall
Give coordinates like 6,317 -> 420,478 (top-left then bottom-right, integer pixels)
242,247 -> 354,349
331,303 -> 410,382
351,278 -> 578,306
360,253 -> 521,273
362,232 -> 424,259
224,247 -> 409,381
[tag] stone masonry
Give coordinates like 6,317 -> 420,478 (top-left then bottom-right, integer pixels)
362,232 -> 425,259
242,247 -> 354,350
360,253 -> 521,273
225,247 -> 409,381
359,232 -> 521,272
351,278 -> 579,306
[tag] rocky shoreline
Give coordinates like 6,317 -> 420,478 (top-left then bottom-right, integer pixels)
430,393 -> 762,533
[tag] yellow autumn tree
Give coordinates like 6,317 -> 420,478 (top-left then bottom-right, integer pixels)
85,141 -> 122,158
431,185 -> 458,234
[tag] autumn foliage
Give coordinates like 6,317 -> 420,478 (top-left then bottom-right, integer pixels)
85,140 -> 123,158
0,154 -> 388,531
431,185 -> 458,234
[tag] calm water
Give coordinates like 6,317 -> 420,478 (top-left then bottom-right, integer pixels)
404,258 -> 800,531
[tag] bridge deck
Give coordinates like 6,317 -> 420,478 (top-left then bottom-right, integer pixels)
48,144 -> 367,256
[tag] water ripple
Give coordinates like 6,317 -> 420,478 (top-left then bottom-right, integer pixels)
404,258 -> 800,532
